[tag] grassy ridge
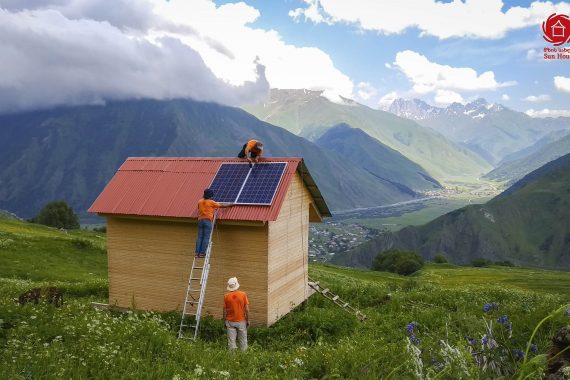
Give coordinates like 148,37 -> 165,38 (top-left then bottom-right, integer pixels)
1,219 -> 569,379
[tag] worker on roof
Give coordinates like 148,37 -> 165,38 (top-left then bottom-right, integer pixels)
223,277 -> 249,352
195,188 -> 233,258
238,139 -> 263,166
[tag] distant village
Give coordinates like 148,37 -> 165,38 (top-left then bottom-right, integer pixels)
308,222 -> 380,262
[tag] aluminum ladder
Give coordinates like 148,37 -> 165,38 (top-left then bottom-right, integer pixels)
177,212 -> 217,340
308,277 -> 367,322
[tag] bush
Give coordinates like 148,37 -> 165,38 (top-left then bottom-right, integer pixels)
471,258 -> 492,267
71,239 -> 94,250
371,249 -> 424,276
433,254 -> 448,264
494,260 -> 515,267
30,201 -> 80,230
93,226 -> 107,233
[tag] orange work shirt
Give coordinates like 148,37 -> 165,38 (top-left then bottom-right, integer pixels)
197,199 -> 221,221
245,139 -> 262,155
224,290 -> 249,322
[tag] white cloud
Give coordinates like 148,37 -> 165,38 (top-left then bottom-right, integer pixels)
289,0 -> 570,39
384,63 -> 392,69
434,90 -> 464,105
526,108 -> 570,118
554,76 -> 570,92
289,0 -> 330,24
356,82 -> 377,101
524,94 -> 551,102
0,0 -> 355,113
501,94 -> 510,101
393,50 -> 515,97
378,91 -> 399,109
526,49 -> 540,60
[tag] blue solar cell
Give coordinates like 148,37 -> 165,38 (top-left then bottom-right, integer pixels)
237,163 -> 286,205
208,163 -> 250,203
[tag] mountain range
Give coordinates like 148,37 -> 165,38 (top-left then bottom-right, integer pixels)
0,98 -> 436,219
484,132 -> 570,185
332,153 -> 570,270
388,98 -> 570,165
244,89 -> 492,183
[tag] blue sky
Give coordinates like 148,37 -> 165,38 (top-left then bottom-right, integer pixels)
220,0 -> 570,114
0,0 -> 568,116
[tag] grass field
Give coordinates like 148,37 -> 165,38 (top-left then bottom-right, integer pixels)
1,218 -> 569,379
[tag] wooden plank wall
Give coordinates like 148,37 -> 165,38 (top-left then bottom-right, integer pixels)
267,173 -> 310,325
106,216 -> 269,325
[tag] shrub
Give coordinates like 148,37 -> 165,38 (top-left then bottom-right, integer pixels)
494,260 -> 515,267
30,201 -> 80,230
433,254 -> 448,264
372,249 -> 424,276
71,239 -> 94,250
471,258 -> 492,267
93,226 -> 107,233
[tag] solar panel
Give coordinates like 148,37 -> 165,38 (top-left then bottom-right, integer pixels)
208,163 -> 251,203
208,162 -> 287,205
237,163 -> 287,205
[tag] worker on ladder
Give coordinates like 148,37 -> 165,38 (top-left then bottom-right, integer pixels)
195,188 -> 233,258
237,139 -> 263,167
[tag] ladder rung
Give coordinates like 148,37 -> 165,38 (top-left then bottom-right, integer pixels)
190,278 -> 201,281
193,266 -> 204,269
321,288 -> 329,294
342,303 -> 349,307
332,295 -> 339,301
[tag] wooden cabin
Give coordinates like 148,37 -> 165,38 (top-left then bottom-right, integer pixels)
88,157 -> 330,326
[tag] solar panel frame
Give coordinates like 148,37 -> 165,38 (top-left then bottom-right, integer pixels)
207,163 -> 251,203
207,162 -> 288,206
236,162 -> 287,206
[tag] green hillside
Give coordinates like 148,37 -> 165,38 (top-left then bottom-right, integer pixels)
315,124 -> 441,192
0,99 -> 422,218
244,89 -> 492,183
334,154 -> 570,269
484,133 -> 570,185
1,218 -> 569,379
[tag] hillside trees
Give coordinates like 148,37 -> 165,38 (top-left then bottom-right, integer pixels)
371,249 -> 424,275
30,201 -> 80,230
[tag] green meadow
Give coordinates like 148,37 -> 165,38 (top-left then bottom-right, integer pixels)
1,218 -> 569,379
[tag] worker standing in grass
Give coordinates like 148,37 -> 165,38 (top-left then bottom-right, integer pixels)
238,139 -> 263,166
223,277 -> 249,352
195,188 -> 233,258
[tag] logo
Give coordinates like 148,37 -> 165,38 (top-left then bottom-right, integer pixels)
542,13 -> 570,46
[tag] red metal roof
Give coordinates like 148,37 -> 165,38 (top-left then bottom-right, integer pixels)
88,157 -> 330,222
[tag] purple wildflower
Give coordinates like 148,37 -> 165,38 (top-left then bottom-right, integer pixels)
410,335 -> 420,345
512,349 -> 525,360
530,343 -> 538,353
497,315 -> 509,325
484,303 -> 498,313
406,322 -> 418,334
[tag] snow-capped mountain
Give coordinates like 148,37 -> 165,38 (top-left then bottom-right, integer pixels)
387,98 -> 570,165
389,98 -> 505,121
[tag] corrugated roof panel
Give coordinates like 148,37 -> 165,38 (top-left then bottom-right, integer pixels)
89,157 -> 330,222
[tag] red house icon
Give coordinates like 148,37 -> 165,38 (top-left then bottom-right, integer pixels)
552,20 -> 566,37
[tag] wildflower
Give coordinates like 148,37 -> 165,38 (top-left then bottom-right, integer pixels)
530,343 -> 538,353
497,315 -> 509,324
512,349 -> 525,360
406,321 -> 418,334
293,358 -> 304,366
481,335 -> 488,346
465,336 -> 477,345
410,335 -> 420,345
194,365 -> 204,376
564,307 -> 570,316
484,303 -> 498,313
